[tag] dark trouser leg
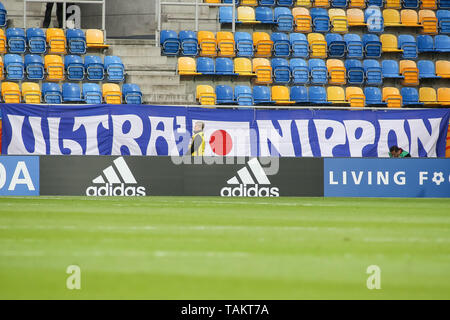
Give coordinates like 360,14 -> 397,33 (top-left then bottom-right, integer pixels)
43,2 -> 54,28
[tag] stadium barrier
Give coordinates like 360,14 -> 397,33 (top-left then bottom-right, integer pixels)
0,155 -> 449,198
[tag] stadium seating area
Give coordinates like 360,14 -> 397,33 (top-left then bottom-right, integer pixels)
160,0 -> 450,107
0,2 -> 143,104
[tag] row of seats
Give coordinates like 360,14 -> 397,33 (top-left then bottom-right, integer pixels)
196,84 -> 450,106
207,0 -> 448,10
0,54 -> 125,82
0,82 -> 142,104
219,6 -> 445,34
179,56 -> 450,85
0,28 -> 108,54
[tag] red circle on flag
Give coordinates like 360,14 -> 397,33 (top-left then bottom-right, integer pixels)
209,130 -> 233,155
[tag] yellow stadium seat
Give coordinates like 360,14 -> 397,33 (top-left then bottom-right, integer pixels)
0,29 -> 6,54
44,55 -> 64,81
419,87 -> 439,105
46,28 -> 66,54
234,58 -> 255,76
241,0 -> 258,5
293,7 -> 312,33
419,10 -> 438,34
401,10 -> 420,27
198,31 -> 217,57
329,9 -> 348,33
400,60 -> 419,86
252,58 -> 272,84
296,0 -> 312,7
86,29 -> 109,49
102,83 -> 122,104
436,60 -> 450,78
253,32 -> 273,58
308,33 -> 327,58
383,9 -> 402,27
22,82 -> 41,104
196,85 -> 216,105
380,34 -> 403,52
237,6 -> 259,24
383,87 -> 402,108
216,31 -> 236,57
327,86 -> 347,104
272,86 -> 295,105
0,56 -> 3,80
348,0 -> 366,8
421,0 -> 437,9
178,57 -> 201,75
347,9 -> 366,26
1,82 -> 21,103
385,0 -> 402,9
313,0 -> 330,8
204,0 -> 220,2
327,59 -> 346,85
346,87 -> 365,108
438,88 -> 450,105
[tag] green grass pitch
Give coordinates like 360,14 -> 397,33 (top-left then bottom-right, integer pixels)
0,196 -> 449,300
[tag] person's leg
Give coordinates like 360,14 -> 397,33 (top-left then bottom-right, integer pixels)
56,3 -> 63,28
43,2 -> 54,28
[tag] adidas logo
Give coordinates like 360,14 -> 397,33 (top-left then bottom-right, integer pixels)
220,158 -> 279,197
86,157 -> 146,196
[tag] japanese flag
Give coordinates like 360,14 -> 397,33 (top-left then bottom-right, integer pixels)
192,120 -> 251,156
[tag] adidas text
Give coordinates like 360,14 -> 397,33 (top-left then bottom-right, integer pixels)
86,183 -> 146,197
220,184 -> 279,197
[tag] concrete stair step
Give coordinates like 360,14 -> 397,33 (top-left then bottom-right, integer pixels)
140,84 -> 187,94
126,64 -> 176,72
109,45 -> 161,57
144,93 -> 195,105
122,55 -> 168,65
127,73 -> 180,86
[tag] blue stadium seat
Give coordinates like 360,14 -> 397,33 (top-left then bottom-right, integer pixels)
255,7 -> 275,24
104,55 -> 125,82
362,34 -> 382,58
216,85 -> 235,104
160,30 -> 180,56
402,0 -> 419,8
365,6 -> 384,33
367,0 -> 384,6
344,34 -> 363,59
439,0 -> 450,9
42,82 -> 62,104
382,59 -> 403,78
62,83 -> 82,102
215,57 -> 237,75
401,87 -> 422,106
290,86 -> 308,103
223,0 -> 241,3
260,0 -> 276,5
82,83 -> 102,104
277,0 -> 294,5
331,0 -> 348,8
84,55 -> 104,81
398,34 -> 418,59
435,35 -> 450,52
364,87 -> 385,105
66,28 -> 86,54
271,32 -> 291,57
290,58 -> 309,84
65,55 -> 84,81
309,86 -> 329,104
24,54 -> 44,80
290,33 -> 309,58
179,30 -> 198,56
235,32 -> 253,57
363,59 -> 382,85
235,85 -> 253,106
253,86 -> 273,105
26,28 -> 46,54
272,58 -> 291,83
311,8 -> 330,32
437,10 -> 450,33
326,33 -> 346,58
0,2 -> 6,27
345,59 -> 365,84
6,28 -> 26,53
274,7 -> 294,31
4,54 -> 24,80
309,58 -> 328,84
122,84 -> 143,104
417,35 -> 434,53
219,7 -> 238,24
197,57 -> 215,74
418,60 -> 440,78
